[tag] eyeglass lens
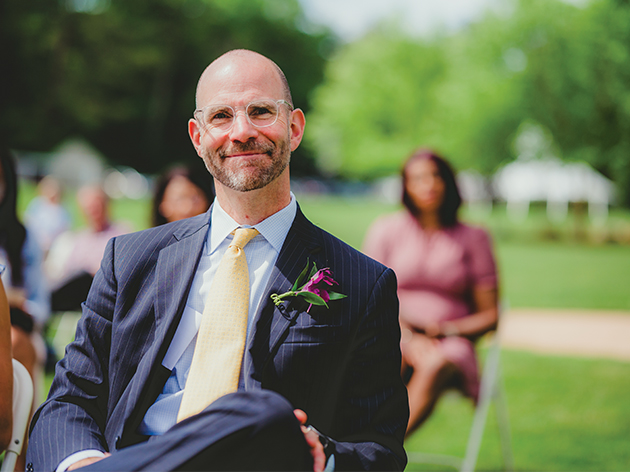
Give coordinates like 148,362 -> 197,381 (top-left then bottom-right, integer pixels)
198,100 -> 282,131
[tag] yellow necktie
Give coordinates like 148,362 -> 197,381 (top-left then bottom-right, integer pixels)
177,227 -> 259,422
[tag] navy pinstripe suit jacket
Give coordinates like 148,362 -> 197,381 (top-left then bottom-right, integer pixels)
28,205 -> 408,471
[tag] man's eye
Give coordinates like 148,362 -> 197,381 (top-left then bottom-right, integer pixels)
249,106 -> 273,117
210,110 -> 233,121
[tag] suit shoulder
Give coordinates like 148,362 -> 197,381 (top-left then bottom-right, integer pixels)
112,213 -> 209,251
309,221 -> 392,277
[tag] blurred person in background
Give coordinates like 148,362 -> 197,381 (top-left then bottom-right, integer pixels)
363,148 -> 499,436
24,176 -> 72,256
0,148 -> 50,471
45,184 -> 131,312
0,272 -> 12,452
0,148 -> 50,373
151,164 -> 214,227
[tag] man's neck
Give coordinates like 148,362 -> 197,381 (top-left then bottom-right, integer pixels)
214,178 -> 291,226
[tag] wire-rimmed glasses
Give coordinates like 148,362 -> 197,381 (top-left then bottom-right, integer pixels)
193,99 -> 293,132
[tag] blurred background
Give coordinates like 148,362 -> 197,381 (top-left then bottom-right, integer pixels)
1,0 -> 629,470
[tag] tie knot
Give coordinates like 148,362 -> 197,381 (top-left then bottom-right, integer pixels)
230,227 -> 259,249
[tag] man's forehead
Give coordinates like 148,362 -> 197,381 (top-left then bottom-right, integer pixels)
196,54 -> 283,106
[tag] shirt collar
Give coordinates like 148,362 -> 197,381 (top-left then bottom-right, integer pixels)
207,193 -> 297,255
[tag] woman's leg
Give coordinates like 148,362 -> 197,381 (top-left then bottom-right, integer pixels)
402,334 -> 459,436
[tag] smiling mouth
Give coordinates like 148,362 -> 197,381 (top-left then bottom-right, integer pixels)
220,142 -> 274,159
224,151 -> 268,159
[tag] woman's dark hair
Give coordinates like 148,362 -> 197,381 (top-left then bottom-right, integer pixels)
0,147 -> 27,286
151,163 -> 215,227
401,148 -> 462,227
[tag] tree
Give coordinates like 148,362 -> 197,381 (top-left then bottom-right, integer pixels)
307,29 -> 448,179
307,0 -> 630,206
0,0 -> 333,175
517,0 -> 630,206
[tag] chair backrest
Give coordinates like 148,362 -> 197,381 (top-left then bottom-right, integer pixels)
1,360 -> 33,472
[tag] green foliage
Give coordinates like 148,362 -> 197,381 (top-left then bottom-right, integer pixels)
0,0 -> 333,175
308,30 -> 448,178
307,0 -> 630,205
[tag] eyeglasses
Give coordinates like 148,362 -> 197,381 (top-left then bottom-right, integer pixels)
193,99 -> 293,132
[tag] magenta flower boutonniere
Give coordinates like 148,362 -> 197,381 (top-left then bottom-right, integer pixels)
270,260 -> 347,312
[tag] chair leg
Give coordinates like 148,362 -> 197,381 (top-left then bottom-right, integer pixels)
460,337 -> 501,472
493,366 -> 514,472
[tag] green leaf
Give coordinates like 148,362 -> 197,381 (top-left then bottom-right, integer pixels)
292,260 -> 311,292
307,261 -> 319,280
327,292 -> 347,301
298,291 -> 328,307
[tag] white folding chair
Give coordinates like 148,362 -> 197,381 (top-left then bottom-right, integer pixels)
1,360 -> 34,472
406,331 -> 514,471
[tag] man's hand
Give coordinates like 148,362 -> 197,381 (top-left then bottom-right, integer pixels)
67,453 -> 111,471
294,409 -> 326,472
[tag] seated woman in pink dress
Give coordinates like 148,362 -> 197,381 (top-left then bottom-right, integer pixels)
363,149 -> 499,436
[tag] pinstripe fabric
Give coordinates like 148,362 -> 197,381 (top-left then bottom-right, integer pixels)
27,206 -> 409,472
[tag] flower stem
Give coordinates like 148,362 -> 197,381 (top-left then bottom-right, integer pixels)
271,291 -> 297,306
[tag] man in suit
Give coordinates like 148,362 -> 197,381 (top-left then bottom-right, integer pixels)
27,49 -> 408,471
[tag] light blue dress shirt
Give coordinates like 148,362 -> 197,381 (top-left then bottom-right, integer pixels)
138,195 -> 297,435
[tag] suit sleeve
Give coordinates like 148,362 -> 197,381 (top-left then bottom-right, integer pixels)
27,238 -> 118,472
324,267 -> 409,471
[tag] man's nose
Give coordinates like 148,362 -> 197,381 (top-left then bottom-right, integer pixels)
229,110 -> 258,142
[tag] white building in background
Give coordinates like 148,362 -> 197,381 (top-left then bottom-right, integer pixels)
457,169 -> 493,217
372,159 -> 615,227
493,157 -> 615,225
490,121 -> 616,226
49,138 -> 106,188
14,137 -> 149,200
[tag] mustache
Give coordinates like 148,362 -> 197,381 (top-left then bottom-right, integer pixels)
218,141 -> 275,158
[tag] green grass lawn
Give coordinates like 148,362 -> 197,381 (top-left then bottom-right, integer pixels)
405,350 -> 630,471
18,185 -> 630,310
496,243 -> 630,310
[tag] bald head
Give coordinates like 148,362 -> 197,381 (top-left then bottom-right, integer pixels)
195,50 -> 293,109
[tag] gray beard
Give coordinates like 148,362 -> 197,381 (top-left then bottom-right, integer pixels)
200,138 -> 291,192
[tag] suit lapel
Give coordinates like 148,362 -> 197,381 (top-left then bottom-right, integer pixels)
121,213 -> 210,440
245,207 -> 323,388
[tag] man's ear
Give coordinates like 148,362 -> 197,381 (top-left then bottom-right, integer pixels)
189,118 -> 203,156
289,109 -> 306,152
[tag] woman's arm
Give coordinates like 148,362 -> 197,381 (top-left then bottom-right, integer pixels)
0,276 -> 14,451
433,286 -> 499,341
435,227 -> 500,341
424,227 -> 500,341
